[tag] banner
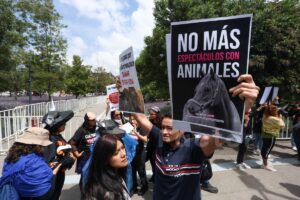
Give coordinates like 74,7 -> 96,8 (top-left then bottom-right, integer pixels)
106,84 -> 119,111
169,14 -> 252,143
118,47 -> 145,114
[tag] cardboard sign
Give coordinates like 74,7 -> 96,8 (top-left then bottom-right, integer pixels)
168,14 -> 252,143
106,84 -> 119,111
119,47 -> 145,114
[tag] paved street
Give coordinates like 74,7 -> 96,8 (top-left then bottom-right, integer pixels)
60,140 -> 300,200
1,102 -> 299,200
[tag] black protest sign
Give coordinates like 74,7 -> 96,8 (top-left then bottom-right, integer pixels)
170,14 -> 252,143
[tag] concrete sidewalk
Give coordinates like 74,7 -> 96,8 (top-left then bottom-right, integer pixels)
61,140 -> 300,200
1,100 -> 299,200
60,101 -> 300,199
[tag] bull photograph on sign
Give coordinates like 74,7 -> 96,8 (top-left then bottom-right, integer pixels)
118,47 -> 145,114
168,14 -> 252,143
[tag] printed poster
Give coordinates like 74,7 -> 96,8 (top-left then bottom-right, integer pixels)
169,14 -> 252,143
106,84 -> 119,111
118,47 -> 145,114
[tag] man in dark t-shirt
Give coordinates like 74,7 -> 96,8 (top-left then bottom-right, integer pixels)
69,112 -> 97,174
133,74 -> 259,200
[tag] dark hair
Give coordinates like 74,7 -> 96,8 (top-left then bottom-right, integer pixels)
149,110 -> 162,129
84,135 -> 127,200
161,113 -> 172,121
110,110 -> 125,124
5,143 -> 44,163
264,104 -> 279,117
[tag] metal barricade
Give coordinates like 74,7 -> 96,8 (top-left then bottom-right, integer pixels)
0,96 -> 105,152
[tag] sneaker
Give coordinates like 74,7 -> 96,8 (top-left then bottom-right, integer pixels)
263,165 -> 277,172
242,162 -> 251,169
201,182 -> 218,193
292,146 -> 297,151
236,163 -> 245,171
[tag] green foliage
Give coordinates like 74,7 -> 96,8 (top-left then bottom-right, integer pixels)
0,0 -> 67,100
65,55 -> 91,98
91,66 -> 115,94
0,0 -> 27,94
137,0 -> 300,101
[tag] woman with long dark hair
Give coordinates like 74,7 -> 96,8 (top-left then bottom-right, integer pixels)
84,134 -> 130,200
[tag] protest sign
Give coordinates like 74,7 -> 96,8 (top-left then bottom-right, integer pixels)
118,47 -> 145,114
106,84 -> 119,111
259,86 -> 279,105
168,14 -> 252,143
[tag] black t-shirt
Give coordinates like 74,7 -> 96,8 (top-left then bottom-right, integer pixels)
69,126 -> 97,154
69,125 -> 97,174
150,126 -> 207,200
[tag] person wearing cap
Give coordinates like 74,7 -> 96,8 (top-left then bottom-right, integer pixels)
68,112 -> 97,196
132,74 -> 259,200
0,127 -> 61,199
146,106 -> 162,182
42,110 -> 75,200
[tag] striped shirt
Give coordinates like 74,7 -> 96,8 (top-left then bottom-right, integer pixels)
150,126 -> 207,200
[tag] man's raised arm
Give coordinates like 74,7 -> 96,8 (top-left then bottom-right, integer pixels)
133,113 -> 153,136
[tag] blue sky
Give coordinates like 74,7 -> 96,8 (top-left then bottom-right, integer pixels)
53,0 -> 155,75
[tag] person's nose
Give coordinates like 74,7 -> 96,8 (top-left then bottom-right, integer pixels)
120,148 -> 126,158
162,128 -> 168,135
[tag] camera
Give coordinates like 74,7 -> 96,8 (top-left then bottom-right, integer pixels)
53,144 -> 75,169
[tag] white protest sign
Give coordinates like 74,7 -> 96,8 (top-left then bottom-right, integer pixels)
119,47 -> 145,114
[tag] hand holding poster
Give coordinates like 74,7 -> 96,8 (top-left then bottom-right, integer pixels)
169,14 -> 252,143
106,84 -> 119,111
118,47 -> 145,114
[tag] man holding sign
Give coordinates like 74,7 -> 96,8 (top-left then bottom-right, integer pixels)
133,74 -> 259,200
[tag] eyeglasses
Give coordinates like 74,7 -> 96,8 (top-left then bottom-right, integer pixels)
114,113 -> 121,117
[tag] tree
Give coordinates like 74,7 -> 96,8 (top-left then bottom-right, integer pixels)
16,0 -> 67,100
91,66 -> 115,94
0,0 -> 28,98
136,0 -> 300,102
65,55 -> 91,98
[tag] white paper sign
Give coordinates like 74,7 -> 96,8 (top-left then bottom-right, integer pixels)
106,84 -> 119,111
119,47 -> 145,114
